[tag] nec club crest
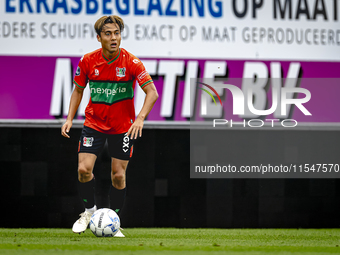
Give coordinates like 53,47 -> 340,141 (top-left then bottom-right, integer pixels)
116,67 -> 126,77
83,137 -> 94,147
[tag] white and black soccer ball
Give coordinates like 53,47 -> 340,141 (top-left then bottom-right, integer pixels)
89,208 -> 120,237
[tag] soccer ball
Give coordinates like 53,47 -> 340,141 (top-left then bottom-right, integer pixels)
89,208 -> 120,237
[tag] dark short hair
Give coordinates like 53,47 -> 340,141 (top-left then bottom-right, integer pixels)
94,15 -> 124,36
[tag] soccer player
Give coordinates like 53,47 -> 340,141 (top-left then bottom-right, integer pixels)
61,15 -> 158,237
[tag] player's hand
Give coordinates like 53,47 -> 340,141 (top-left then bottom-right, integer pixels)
61,120 -> 73,138
127,117 -> 144,139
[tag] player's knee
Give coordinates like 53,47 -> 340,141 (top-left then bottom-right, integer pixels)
78,167 -> 92,183
112,172 -> 125,188
113,172 -> 125,182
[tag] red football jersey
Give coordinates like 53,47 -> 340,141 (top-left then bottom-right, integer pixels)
73,48 -> 153,134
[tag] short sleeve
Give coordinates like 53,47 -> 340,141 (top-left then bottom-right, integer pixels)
73,56 -> 88,90
132,59 -> 153,89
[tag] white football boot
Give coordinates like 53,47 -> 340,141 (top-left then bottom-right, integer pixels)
114,228 -> 125,237
72,211 -> 93,234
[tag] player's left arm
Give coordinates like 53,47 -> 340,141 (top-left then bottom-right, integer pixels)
127,83 -> 158,139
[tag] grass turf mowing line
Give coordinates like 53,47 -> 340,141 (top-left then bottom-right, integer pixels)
0,228 -> 339,254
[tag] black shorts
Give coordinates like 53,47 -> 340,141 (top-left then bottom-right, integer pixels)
78,126 -> 134,160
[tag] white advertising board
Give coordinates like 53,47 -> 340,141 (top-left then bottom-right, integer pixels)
1,0 -> 339,61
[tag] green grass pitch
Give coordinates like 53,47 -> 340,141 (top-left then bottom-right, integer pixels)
0,228 -> 339,254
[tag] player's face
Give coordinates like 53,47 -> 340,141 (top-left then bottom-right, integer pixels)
97,23 -> 121,58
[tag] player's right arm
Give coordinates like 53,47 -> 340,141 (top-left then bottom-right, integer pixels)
61,87 -> 84,138
61,56 -> 88,138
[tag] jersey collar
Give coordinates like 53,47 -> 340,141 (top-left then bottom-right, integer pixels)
101,48 -> 121,65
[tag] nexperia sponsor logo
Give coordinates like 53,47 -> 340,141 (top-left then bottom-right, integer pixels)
90,86 -> 126,96
89,80 -> 134,105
